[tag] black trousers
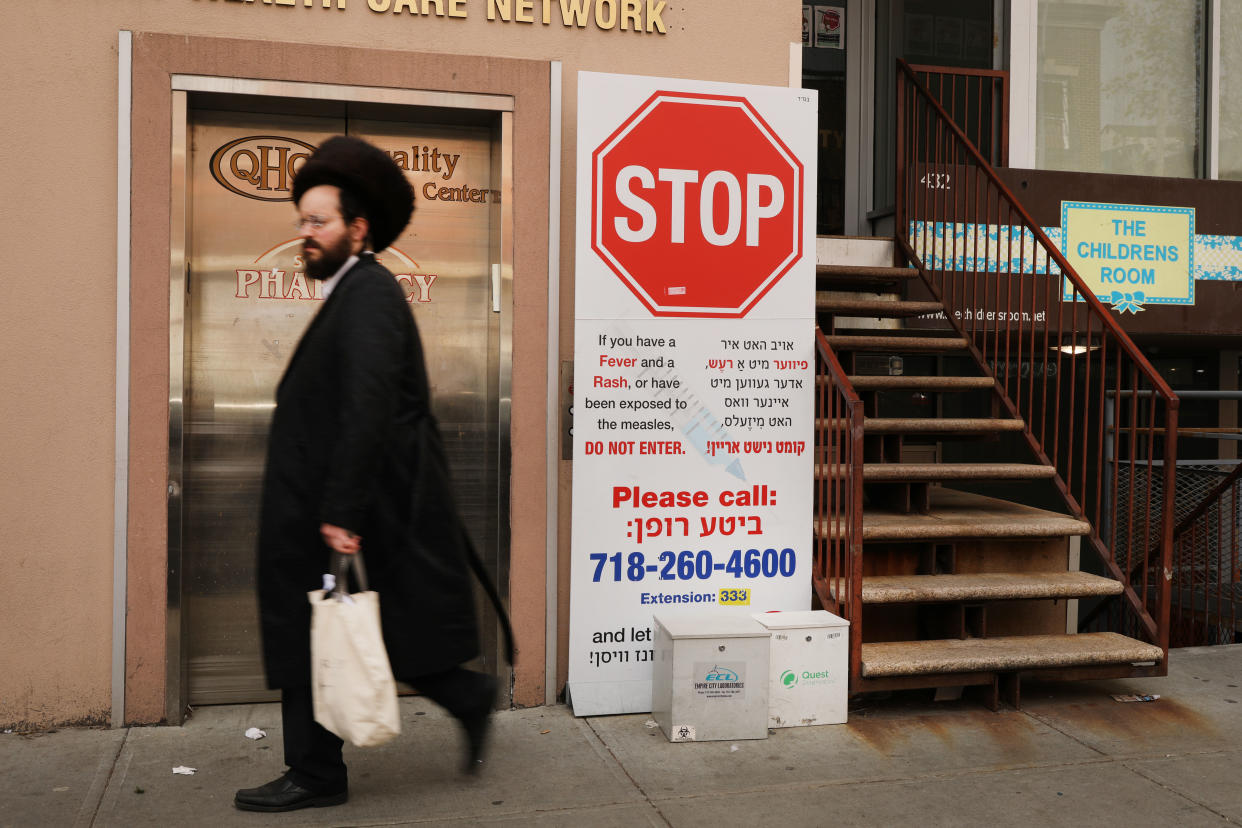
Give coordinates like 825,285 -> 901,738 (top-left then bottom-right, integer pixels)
281,667 -> 493,792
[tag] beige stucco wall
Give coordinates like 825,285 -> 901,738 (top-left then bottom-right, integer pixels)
0,0 -> 797,728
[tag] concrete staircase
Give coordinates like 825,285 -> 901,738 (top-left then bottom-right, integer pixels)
814,236 -> 1164,707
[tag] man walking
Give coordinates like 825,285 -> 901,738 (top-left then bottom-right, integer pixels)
235,136 -> 502,813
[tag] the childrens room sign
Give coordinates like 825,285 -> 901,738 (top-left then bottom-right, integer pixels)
1061,201 -> 1194,313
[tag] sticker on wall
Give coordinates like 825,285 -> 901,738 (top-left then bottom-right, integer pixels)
801,6 -> 812,47
1061,201 -> 1195,313
813,6 -> 844,49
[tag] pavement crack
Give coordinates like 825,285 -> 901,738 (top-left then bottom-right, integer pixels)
583,717 -> 673,827
1122,759 -> 1240,824
371,801 -> 669,827
640,755 -> 1125,805
73,727 -> 129,828
1020,709 -> 1110,757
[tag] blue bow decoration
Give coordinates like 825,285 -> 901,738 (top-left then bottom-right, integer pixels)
1110,290 -> 1146,314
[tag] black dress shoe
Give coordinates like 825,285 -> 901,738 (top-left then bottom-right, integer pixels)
234,773 -> 347,812
461,674 -> 499,774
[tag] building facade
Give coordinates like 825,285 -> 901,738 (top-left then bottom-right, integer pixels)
2,0 -> 1237,729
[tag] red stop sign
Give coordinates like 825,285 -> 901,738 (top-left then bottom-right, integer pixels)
591,91 -> 803,318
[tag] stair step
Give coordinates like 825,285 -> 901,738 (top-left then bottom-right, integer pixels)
816,236 -> 895,269
860,632 -> 1163,677
847,463 -> 1056,482
817,488 -> 1091,541
816,417 -> 1024,434
824,334 -> 969,353
844,375 -> 997,391
816,296 -> 943,317
817,264 -> 918,288
848,572 -> 1124,604
815,463 -> 1055,483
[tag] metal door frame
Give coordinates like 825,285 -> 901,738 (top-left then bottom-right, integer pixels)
167,77 -> 515,725
847,0 -> 875,236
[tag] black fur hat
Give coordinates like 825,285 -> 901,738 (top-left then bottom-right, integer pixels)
292,135 -> 415,252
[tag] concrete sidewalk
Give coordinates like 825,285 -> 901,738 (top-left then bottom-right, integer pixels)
4,645 -> 1239,827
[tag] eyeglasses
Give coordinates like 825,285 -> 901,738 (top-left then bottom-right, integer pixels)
294,214 -> 339,231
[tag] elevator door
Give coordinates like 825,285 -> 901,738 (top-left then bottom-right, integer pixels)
181,105 -> 505,705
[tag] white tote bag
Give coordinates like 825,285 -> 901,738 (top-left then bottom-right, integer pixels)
309,553 -> 401,748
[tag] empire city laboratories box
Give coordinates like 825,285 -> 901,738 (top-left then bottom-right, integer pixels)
651,614 -> 770,742
753,610 -> 849,727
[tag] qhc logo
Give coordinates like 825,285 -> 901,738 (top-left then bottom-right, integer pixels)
211,135 -> 317,201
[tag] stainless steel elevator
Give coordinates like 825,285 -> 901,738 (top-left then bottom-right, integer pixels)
168,83 -> 513,715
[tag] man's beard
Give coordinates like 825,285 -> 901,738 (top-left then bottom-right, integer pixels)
304,236 -> 353,280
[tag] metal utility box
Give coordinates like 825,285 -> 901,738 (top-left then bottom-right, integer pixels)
753,610 -> 849,727
651,614 -> 770,742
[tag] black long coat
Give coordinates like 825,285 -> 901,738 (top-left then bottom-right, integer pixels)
257,253 -> 480,689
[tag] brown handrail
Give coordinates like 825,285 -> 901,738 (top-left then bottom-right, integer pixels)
906,64 -> 1008,167
895,58 -> 1178,655
907,63 -> 1012,78
812,327 -> 864,688
897,62 -> 1178,396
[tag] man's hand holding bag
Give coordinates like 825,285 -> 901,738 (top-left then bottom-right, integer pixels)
309,552 -> 400,748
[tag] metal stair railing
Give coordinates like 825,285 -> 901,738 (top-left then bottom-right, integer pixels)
895,59 -> 1179,661
813,326 -> 864,688
905,64 -> 1008,168
1168,462 -> 1242,646
1083,419 -> 1242,642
